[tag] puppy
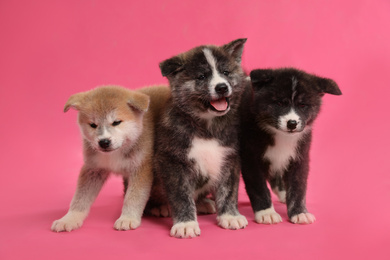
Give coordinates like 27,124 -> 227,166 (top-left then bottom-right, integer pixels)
51,85 -> 170,232
150,39 -> 249,238
239,68 -> 341,224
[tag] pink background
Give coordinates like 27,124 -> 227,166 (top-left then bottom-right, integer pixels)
1,0 -> 389,259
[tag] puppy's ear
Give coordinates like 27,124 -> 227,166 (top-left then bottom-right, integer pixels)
159,56 -> 184,77
222,38 -> 247,64
250,69 -> 274,87
127,91 -> 150,113
64,93 -> 85,112
316,77 -> 342,95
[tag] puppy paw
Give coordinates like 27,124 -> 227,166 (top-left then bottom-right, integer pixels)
255,207 -> 282,224
150,204 -> 171,217
196,198 -> 216,214
217,214 -> 248,230
114,216 -> 141,230
51,211 -> 86,232
290,213 -> 316,224
170,221 -> 201,238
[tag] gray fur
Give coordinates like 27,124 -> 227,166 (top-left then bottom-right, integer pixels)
150,39 -> 248,237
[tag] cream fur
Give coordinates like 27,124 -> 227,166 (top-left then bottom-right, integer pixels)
52,85 -> 170,232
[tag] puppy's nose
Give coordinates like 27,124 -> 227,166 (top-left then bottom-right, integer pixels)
98,139 -> 111,149
215,83 -> 228,95
287,120 -> 298,130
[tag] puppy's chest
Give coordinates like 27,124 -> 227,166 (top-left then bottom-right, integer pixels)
188,137 -> 233,182
91,149 -> 144,175
264,131 -> 302,175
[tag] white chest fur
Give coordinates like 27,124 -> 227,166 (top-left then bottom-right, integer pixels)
188,137 -> 233,182
264,130 -> 304,176
89,149 -> 144,175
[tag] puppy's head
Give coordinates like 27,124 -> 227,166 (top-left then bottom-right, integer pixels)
250,68 -> 341,134
159,38 -> 247,119
64,86 -> 150,153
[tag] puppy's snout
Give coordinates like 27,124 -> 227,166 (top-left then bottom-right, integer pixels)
98,139 -> 111,149
215,83 -> 228,95
287,120 -> 298,130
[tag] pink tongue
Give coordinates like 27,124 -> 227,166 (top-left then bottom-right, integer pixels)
210,98 -> 228,111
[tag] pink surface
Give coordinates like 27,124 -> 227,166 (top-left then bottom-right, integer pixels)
1,0 -> 389,259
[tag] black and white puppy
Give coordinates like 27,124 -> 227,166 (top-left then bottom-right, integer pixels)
152,39 -> 248,238
239,68 -> 341,224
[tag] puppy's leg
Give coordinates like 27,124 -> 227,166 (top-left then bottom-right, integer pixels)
158,161 -> 200,238
114,161 -> 153,231
51,166 -> 109,232
270,175 -> 286,203
144,174 -> 171,217
196,195 -> 216,215
215,159 -> 248,229
241,152 -> 282,224
285,159 -> 316,224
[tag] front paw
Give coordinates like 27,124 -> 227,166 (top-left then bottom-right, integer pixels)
196,198 -> 216,215
150,204 -> 171,217
114,216 -> 141,230
217,214 -> 248,230
254,207 -> 282,224
170,221 -> 201,238
51,211 -> 86,232
290,213 -> 316,224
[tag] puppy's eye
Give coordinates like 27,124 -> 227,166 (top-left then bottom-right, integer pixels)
112,120 -> 122,126
90,123 -> 98,129
223,71 -> 230,76
197,74 -> 206,80
277,101 -> 288,107
298,103 -> 308,108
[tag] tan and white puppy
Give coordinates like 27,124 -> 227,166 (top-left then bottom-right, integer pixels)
51,85 -> 170,232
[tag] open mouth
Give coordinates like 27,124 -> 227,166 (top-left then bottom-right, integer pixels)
209,97 -> 230,112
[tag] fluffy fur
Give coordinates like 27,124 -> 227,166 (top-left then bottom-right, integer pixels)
239,68 -> 341,224
149,39 -> 249,238
51,85 -> 170,232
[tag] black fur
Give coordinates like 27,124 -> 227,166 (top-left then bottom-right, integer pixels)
240,68 -> 341,221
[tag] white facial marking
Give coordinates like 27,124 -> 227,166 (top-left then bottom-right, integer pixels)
254,206 -> 283,224
188,137 -> 233,182
278,108 -> 302,132
202,48 -> 232,99
264,126 -> 308,176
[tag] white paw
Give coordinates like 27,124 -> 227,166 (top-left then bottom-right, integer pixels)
170,221 -> 201,238
150,204 -> 171,217
51,211 -> 87,232
196,198 -> 216,214
290,213 -> 316,224
255,207 -> 282,224
217,214 -> 248,230
114,216 -> 141,230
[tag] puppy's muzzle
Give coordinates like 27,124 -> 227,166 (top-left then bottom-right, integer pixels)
215,83 -> 229,95
98,139 -> 111,149
287,120 -> 298,130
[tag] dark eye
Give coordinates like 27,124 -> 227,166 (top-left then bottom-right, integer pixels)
90,123 -> 97,129
197,74 -> 206,80
223,71 -> 230,76
277,101 -> 289,107
112,120 -> 122,126
298,103 -> 308,108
